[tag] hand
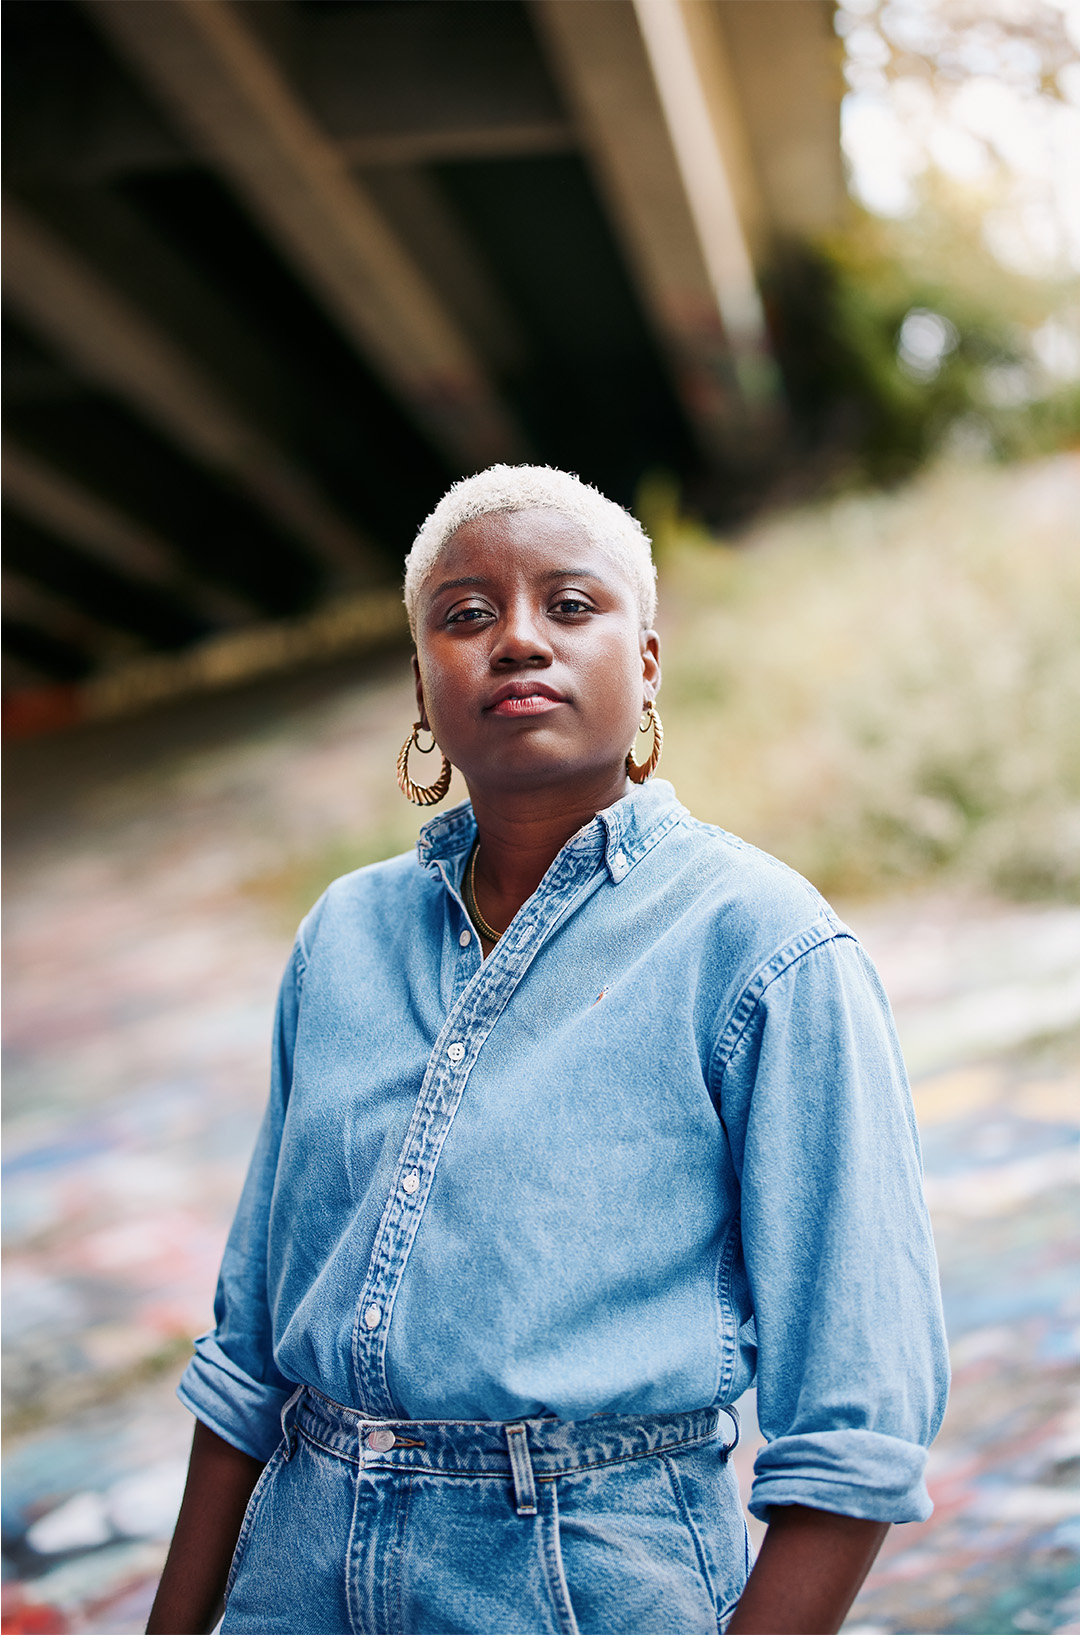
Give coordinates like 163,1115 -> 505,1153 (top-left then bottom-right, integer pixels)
727,1503 -> 889,1634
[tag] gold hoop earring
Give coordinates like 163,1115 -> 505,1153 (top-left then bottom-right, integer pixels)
626,701 -> 663,784
397,722 -> 452,806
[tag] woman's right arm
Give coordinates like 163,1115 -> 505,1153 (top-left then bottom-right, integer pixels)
147,1420 -> 265,1634
158,939 -> 309,1632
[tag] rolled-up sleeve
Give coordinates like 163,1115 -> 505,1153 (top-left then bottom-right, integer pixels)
176,938 -> 306,1461
715,930 -> 949,1524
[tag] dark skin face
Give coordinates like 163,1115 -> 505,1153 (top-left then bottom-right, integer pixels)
412,508 -> 660,940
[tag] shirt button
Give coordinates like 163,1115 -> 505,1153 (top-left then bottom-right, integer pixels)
459,928 -> 472,946
402,1171 -> 420,1195
611,850 -> 628,880
447,1041 -> 465,1064
366,1428 -> 396,1453
363,1303 -> 383,1330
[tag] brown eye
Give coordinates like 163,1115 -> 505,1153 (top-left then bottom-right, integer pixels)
551,597 -> 592,616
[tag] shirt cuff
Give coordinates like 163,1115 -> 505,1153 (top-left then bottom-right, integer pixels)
749,1429 -> 933,1524
176,1330 -> 294,1463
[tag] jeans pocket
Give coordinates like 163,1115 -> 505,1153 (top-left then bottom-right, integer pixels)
555,1452 -> 733,1635
660,1447 -> 749,1630
225,1441 -> 287,1603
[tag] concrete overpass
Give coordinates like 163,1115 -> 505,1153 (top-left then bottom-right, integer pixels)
3,0 -> 842,708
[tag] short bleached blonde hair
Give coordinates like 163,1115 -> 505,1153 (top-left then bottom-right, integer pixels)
403,464 -> 657,636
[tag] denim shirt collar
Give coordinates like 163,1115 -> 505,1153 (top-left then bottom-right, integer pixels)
415,778 -> 686,887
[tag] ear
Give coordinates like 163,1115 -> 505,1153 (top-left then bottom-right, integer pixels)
640,629 -> 661,703
411,652 -> 428,727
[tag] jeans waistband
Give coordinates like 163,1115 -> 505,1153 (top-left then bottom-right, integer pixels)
286,1387 -> 737,1487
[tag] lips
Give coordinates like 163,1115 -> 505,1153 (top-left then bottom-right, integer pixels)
485,682 -> 568,717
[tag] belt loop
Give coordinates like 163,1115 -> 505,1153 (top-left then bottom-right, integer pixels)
505,1423 -> 538,1516
279,1384 -> 304,1460
721,1404 -> 740,1457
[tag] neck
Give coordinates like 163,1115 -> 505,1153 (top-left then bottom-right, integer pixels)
465,768 -> 631,932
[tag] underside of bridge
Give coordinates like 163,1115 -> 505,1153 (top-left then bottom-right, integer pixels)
2,0 -> 843,706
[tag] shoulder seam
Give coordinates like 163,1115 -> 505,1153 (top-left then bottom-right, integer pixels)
709,926 -> 856,1089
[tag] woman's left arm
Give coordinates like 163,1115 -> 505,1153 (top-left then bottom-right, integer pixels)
714,930 -> 949,1611
727,1505 -> 889,1634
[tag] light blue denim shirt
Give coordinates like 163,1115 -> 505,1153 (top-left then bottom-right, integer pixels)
179,779 -> 948,1523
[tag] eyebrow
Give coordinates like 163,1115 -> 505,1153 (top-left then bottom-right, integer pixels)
429,568 -> 605,600
429,576 -> 486,598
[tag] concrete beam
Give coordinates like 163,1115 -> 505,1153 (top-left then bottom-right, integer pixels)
292,0 -> 570,170
713,2 -> 844,243
360,167 -> 526,375
83,586 -> 409,722
2,651 -> 53,693
2,568 -> 144,667
86,0 -> 527,471
531,0 -> 778,458
17,179 -> 296,445
7,112 -> 575,185
2,201 -> 377,583
2,442 -> 254,628
339,121 -> 573,169
632,0 -> 767,356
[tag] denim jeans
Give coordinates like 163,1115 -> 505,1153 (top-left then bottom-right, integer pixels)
222,1388 -> 749,1634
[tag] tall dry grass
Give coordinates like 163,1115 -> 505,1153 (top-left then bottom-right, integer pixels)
656,454 -> 1080,901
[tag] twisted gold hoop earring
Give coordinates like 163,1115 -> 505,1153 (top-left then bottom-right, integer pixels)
397,722 -> 452,806
626,701 -> 663,784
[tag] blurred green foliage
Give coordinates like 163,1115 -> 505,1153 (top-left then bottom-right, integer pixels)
767,187 -> 1080,486
657,453 -> 1080,903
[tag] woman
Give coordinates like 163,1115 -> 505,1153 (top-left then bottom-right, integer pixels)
149,465 -> 948,1634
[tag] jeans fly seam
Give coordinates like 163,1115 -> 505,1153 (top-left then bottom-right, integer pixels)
540,1480 -> 581,1635
344,1444 -> 367,1635
659,1451 -> 722,1628
387,1472 -> 414,1635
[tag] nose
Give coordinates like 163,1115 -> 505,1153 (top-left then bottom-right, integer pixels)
489,597 -> 554,669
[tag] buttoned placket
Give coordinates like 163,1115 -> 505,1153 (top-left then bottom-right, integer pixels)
349,823 -> 618,1418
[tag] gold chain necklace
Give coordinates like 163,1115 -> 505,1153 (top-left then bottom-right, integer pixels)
465,841 -> 504,943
